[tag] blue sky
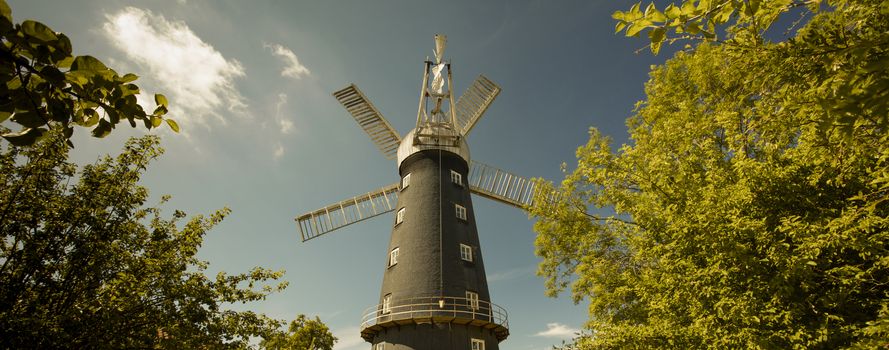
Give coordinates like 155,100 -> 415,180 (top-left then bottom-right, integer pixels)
7,1 -> 670,349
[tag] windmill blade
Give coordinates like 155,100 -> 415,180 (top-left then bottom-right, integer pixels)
468,160 -> 536,209
296,183 -> 399,242
333,84 -> 402,160
454,75 -> 501,136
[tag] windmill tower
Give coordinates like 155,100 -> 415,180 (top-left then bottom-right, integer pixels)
296,35 -> 539,350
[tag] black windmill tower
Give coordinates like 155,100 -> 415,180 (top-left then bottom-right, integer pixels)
296,35 -> 540,350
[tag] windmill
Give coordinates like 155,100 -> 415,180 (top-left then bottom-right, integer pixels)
296,35 -> 540,350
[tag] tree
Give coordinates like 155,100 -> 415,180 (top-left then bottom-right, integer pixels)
0,0 -> 176,147
260,315 -> 337,350
612,0 -> 888,135
531,1 -> 888,348
0,130 -> 311,348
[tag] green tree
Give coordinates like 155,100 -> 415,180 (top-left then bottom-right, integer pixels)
531,1 -> 888,348
260,315 -> 337,350
0,130 -> 298,348
0,0 -> 176,147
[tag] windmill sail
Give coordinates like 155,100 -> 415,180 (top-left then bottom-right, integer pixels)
454,75 -> 501,136
333,85 -> 402,159
468,160 -> 536,208
295,183 -> 400,241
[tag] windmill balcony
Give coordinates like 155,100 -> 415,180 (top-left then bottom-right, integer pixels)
359,296 -> 509,342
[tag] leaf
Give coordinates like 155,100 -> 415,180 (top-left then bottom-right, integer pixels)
650,39 -> 664,55
2,127 -> 45,146
645,3 -> 667,22
151,115 -> 162,128
630,2 -> 642,18
681,1 -> 696,16
92,118 -> 112,138
649,27 -> 666,44
11,110 -> 45,128
40,66 -> 65,83
85,113 -> 99,127
54,33 -> 73,55
665,4 -> 681,19
615,21 -> 628,34
65,70 -> 91,86
48,101 -> 70,123
0,110 -> 9,123
165,118 -> 180,133
153,105 -> 168,116
154,93 -> 168,107
627,22 -> 648,37
120,73 -> 139,83
0,0 -> 11,22
71,55 -> 108,72
21,20 -> 57,43
686,22 -> 702,35
56,56 -> 74,69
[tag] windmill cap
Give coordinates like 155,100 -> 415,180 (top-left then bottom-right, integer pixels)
397,127 -> 470,168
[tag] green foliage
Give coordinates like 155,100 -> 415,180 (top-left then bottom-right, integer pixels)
260,315 -> 337,350
616,0 -> 837,54
0,130 -> 301,348
0,0 -> 176,147
533,2 -> 889,348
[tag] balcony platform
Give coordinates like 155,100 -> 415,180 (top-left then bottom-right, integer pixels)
360,296 -> 509,342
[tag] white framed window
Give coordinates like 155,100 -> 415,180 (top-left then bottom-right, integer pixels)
382,294 -> 392,314
455,204 -> 467,220
401,173 -> 411,190
471,338 -> 485,350
396,207 -> 405,225
450,169 -> 463,186
460,243 -> 473,262
466,291 -> 479,310
388,247 -> 399,267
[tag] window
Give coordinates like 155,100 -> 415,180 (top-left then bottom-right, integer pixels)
460,244 -> 473,262
466,291 -> 479,310
401,173 -> 411,190
471,338 -> 485,350
450,170 -> 463,186
382,294 -> 392,314
396,207 -> 405,225
389,247 -> 399,267
455,204 -> 467,220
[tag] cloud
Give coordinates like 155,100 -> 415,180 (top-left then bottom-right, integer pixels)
535,323 -> 579,338
265,43 -> 311,79
275,93 -> 294,134
273,143 -> 285,160
332,326 -> 364,350
102,7 -> 247,128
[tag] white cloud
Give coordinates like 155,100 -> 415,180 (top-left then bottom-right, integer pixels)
279,119 -> 294,134
332,326 -> 364,350
275,93 -> 294,134
278,119 -> 293,134
535,322 -> 579,338
102,7 -> 247,128
265,43 -> 311,79
273,143 -> 285,160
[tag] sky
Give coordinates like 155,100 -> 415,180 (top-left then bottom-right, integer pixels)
7,1 -> 672,349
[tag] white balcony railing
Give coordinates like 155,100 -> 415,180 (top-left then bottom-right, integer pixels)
359,295 -> 509,341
